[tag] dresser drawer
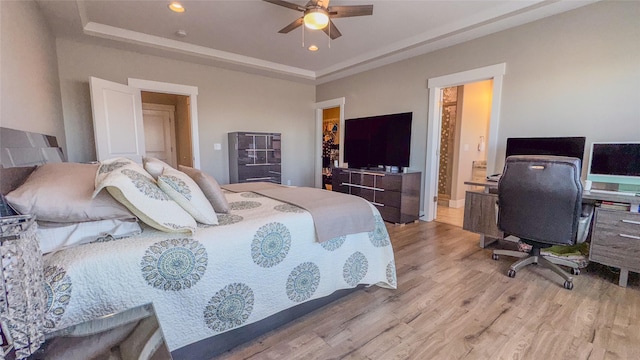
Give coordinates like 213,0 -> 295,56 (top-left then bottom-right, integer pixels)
590,209 -> 640,272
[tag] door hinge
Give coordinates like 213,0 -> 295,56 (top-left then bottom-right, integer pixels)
433,196 -> 438,202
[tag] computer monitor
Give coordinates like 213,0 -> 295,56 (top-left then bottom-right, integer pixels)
505,137 -> 586,166
587,142 -> 640,186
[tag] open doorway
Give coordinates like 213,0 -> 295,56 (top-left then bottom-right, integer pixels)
141,92 -> 192,168
435,81 -> 492,228
314,98 -> 345,188
423,63 -> 506,222
321,107 -> 340,190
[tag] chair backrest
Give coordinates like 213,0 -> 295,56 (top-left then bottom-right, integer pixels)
497,155 -> 583,246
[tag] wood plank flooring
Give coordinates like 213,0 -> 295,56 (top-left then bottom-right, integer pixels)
216,221 -> 640,360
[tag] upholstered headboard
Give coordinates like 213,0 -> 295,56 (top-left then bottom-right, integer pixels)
1,166 -> 36,195
1,127 -> 65,194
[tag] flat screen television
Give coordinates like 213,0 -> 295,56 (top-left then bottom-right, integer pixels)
587,142 -> 640,186
505,136 -> 586,166
344,112 -> 412,169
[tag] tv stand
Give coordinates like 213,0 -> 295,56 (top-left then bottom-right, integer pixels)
332,168 -> 421,224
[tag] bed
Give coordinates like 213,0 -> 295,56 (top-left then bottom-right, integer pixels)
1,158 -> 396,359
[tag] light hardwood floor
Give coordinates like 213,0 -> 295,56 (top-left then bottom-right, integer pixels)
435,205 -> 465,228
217,221 -> 640,360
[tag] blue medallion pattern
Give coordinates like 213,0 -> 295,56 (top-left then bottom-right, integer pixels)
122,169 -> 169,201
343,251 -> 368,286
240,192 -> 263,198
141,238 -> 207,291
43,265 -> 72,329
161,175 -> 192,200
368,215 -> 390,247
320,235 -> 346,251
204,283 -> 254,332
98,161 -> 130,174
286,262 -> 321,302
386,260 -> 397,287
251,222 -> 291,268
274,204 -> 305,213
229,201 -> 262,211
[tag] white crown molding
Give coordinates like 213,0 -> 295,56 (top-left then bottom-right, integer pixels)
82,21 -> 317,81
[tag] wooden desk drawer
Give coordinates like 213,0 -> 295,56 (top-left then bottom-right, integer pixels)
590,209 -> 640,272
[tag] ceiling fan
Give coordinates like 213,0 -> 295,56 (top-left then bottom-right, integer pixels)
263,0 -> 374,40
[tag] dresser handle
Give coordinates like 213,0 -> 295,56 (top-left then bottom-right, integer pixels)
621,219 -> 640,226
619,234 -> 640,240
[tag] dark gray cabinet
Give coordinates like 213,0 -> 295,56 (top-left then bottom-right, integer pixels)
228,132 -> 281,184
332,168 -> 421,224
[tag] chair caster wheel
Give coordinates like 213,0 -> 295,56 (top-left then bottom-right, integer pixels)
564,281 -> 574,290
571,268 -> 580,275
507,269 -> 516,278
492,253 -> 499,261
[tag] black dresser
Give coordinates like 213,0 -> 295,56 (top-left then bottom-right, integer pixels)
228,132 -> 281,184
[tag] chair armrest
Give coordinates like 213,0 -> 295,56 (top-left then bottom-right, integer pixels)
576,204 -> 595,243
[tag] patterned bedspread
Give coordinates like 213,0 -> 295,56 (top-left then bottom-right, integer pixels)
42,190 -> 397,351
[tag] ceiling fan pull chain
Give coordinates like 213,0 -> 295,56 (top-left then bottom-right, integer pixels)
301,25 -> 305,47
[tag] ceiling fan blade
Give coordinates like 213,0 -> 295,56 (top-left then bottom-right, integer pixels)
263,0 -> 306,12
322,19 -> 342,39
328,5 -> 373,18
279,17 -> 304,33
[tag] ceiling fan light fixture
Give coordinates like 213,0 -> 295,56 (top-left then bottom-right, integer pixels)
303,8 -> 329,30
168,2 -> 185,13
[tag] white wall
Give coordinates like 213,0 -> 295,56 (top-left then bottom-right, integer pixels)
451,80 -> 492,203
55,39 -> 316,186
317,1 -> 640,207
0,0 -> 65,153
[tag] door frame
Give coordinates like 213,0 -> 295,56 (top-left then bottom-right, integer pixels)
128,78 -> 201,168
423,63 -> 506,221
313,97 -> 345,188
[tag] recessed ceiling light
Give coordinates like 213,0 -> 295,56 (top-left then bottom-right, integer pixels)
168,2 -> 185,13
308,45 -> 319,52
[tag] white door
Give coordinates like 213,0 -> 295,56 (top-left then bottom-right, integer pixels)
142,104 -> 177,167
89,77 -> 145,163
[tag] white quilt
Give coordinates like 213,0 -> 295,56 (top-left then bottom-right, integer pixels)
42,191 -> 397,351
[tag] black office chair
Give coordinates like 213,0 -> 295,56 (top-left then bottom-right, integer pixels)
492,155 -> 594,290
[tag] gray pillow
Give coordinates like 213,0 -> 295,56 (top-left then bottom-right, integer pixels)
6,163 -> 134,223
178,165 -> 230,213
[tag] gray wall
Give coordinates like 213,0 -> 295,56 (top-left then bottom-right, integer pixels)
55,39 -> 316,186
0,0 -> 65,154
317,1 -> 640,205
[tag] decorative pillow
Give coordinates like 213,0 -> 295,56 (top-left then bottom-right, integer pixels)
178,165 -> 230,214
5,162 -> 134,223
143,157 -> 172,180
95,157 -> 136,186
94,162 -> 196,233
37,218 -> 142,254
157,167 -> 218,225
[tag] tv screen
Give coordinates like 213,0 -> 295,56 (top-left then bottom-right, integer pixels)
344,112 -> 412,169
588,142 -> 640,177
505,136 -> 586,166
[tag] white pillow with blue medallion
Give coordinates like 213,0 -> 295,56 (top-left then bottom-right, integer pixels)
94,159 -> 196,233
157,167 -> 218,225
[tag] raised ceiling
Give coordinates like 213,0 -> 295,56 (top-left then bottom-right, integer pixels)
36,0 -> 597,84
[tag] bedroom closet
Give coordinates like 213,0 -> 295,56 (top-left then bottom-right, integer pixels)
322,107 -> 340,190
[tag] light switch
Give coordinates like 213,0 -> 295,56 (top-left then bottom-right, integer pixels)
214,143 -> 222,150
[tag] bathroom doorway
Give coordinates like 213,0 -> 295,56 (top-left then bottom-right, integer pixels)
435,80 -> 493,227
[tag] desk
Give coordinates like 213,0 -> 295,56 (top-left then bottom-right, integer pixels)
463,180 -> 640,287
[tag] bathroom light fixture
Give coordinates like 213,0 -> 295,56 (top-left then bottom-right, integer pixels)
308,45 -> 319,52
168,2 -> 185,13
303,8 -> 329,30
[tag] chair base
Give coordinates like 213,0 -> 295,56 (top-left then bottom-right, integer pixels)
492,249 -> 576,290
